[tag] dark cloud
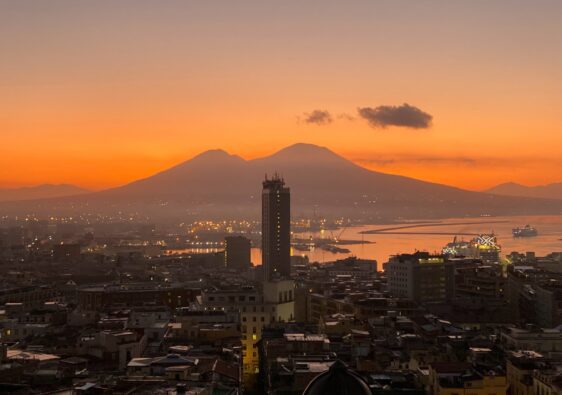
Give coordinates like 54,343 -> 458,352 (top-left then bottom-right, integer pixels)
302,110 -> 333,125
357,103 -> 433,129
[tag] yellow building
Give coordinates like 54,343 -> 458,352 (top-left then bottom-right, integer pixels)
242,280 -> 295,375
429,363 -> 507,395
200,280 -> 295,385
506,351 -> 544,395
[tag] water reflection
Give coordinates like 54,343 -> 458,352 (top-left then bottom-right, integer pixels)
253,215 -> 562,265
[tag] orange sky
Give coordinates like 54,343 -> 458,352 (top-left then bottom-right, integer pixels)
1,1 -> 561,191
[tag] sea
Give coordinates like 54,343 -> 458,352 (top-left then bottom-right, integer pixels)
251,214 -> 562,265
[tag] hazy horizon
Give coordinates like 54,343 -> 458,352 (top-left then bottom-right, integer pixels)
1,5 -> 562,391
2,1 -> 561,191
1,142 -> 561,193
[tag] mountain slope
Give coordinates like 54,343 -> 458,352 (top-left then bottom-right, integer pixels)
0,184 -> 89,202
485,182 -> 562,200
1,144 -> 561,220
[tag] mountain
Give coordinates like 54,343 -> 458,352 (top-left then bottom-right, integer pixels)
0,184 -> 89,202
1,144 -> 561,221
485,182 -> 562,200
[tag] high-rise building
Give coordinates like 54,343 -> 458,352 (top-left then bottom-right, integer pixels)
386,252 -> 455,304
261,174 -> 291,281
225,235 -> 251,270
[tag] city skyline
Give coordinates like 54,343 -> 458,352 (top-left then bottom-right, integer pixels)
2,3 -> 562,394
2,1 -> 561,190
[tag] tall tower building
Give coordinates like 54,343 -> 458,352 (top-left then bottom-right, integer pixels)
262,174 -> 291,281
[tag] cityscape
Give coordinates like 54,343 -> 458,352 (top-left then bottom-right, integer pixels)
2,1 -> 562,395
1,173 -> 562,394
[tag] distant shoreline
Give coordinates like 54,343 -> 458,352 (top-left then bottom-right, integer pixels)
360,220 -> 510,235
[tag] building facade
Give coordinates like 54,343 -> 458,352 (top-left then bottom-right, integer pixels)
261,175 -> 290,281
386,252 -> 455,304
224,236 -> 251,270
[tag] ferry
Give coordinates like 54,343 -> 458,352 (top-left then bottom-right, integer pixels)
321,245 -> 351,254
512,225 -> 538,237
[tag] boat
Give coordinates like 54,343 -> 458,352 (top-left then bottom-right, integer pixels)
512,225 -> 538,237
321,245 -> 351,254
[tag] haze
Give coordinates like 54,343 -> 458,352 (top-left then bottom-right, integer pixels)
1,0 -> 561,190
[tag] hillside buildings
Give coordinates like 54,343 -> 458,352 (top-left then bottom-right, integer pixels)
2,177 -> 562,394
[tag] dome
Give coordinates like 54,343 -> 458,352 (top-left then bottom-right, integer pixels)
302,360 -> 371,395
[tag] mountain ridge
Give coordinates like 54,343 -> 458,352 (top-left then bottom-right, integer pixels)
1,144 -> 561,221
485,181 -> 562,200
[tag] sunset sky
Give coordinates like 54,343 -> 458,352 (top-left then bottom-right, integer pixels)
1,1 -> 561,191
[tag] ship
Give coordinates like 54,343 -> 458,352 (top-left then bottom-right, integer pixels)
321,245 -> 351,254
512,225 -> 538,237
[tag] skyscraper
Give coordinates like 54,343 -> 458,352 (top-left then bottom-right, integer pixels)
262,174 -> 291,281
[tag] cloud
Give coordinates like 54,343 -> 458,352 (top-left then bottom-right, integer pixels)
356,155 -> 477,167
338,113 -> 356,121
354,155 -> 562,169
302,110 -> 333,125
357,103 -> 433,129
